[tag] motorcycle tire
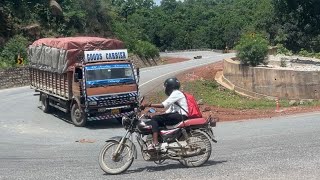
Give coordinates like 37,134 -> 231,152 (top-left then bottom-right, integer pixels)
178,130 -> 212,167
99,141 -> 134,174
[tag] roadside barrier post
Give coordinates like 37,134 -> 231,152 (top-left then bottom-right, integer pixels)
276,97 -> 281,112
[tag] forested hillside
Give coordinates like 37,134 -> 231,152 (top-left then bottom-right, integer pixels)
0,0 -> 320,67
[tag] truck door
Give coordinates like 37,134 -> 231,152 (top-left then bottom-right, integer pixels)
72,67 -> 83,97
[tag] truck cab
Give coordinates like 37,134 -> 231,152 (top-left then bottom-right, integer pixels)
70,49 -> 139,126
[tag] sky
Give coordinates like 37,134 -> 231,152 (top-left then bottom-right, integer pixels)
154,0 -> 161,5
154,0 -> 184,5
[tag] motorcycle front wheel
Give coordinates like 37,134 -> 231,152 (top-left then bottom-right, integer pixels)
98,141 -> 134,174
178,130 -> 212,167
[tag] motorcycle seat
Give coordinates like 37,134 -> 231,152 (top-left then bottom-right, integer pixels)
166,118 -> 207,129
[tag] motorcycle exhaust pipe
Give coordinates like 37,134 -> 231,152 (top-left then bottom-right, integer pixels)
173,148 -> 206,157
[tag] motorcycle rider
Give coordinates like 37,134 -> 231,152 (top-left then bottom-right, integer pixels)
142,77 -> 189,150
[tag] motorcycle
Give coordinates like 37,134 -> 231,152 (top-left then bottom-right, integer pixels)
98,98 -> 218,174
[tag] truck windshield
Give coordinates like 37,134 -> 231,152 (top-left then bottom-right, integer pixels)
85,63 -> 135,87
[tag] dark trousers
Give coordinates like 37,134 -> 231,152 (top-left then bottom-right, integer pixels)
148,113 -> 188,133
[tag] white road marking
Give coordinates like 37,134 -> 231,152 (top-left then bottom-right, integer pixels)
139,60 -> 219,87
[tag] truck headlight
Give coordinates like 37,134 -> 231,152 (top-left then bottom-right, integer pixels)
89,101 -> 98,106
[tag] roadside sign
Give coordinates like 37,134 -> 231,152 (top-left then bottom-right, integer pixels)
17,53 -> 23,65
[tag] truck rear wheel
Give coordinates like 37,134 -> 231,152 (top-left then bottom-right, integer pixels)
41,94 -> 51,113
71,103 -> 86,127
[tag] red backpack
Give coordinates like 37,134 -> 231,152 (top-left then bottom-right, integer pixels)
176,92 -> 202,119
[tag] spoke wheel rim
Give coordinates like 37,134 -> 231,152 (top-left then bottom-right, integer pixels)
102,143 -> 132,170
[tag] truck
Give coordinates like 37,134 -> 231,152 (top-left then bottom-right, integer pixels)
28,37 -> 140,127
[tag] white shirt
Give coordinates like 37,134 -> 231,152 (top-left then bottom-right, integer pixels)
162,90 -> 188,116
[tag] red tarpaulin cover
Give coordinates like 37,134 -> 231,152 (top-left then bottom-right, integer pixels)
29,37 -> 125,73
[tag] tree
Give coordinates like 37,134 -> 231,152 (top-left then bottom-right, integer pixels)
273,0 -> 320,52
111,0 -> 155,21
0,35 -> 28,67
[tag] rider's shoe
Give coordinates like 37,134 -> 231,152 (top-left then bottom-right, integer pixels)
155,143 -> 160,151
147,143 -> 160,151
147,144 -> 155,151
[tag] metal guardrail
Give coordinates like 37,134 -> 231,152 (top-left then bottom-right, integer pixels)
162,49 -> 237,54
163,49 -> 224,53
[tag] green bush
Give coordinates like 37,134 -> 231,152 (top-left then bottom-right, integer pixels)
134,40 -> 159,59
280,58 -> 287,67
276,44 -> 293,56
295,49 -> 320,59
298,49 -> 313,57
0,35 -> 28,67
235,33 -> 269,66
315,52 -> 320,59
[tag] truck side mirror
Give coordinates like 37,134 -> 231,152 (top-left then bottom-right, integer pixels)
136,68 -> 140,82
74,73 -> 79,82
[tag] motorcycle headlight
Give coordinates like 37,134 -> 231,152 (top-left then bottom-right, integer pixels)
88,101 -> 98,106
122,116 -> 131,130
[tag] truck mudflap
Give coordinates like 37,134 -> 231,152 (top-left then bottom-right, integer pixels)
87,111 -> 134,121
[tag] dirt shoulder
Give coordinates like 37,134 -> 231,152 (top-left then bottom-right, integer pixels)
146,60 -> 320,122
160,57 -> 191,64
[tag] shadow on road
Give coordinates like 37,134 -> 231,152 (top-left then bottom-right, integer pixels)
37,106 -> 123,129
105,160 -> 227,175
38,106 -> 123,129
86,120 -> 123,130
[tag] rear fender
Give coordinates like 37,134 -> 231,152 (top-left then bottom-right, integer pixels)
205,128 -> 218,143
106,136 -> 137,159
193,129 -> 217,143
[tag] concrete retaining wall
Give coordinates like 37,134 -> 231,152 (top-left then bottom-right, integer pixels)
223,58 -> 320,99
0,67 -> 30,89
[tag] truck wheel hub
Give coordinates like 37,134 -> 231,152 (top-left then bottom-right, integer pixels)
74,109 -> 82,121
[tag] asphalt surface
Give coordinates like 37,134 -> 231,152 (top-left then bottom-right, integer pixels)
139,51 -> 234,95
1,51 -> 320,180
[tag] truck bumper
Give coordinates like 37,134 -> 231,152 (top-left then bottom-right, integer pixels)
86,111 -> 134,121
85,92 -> 138,121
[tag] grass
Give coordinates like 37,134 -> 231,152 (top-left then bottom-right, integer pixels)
146,89 -> 167,103
183,80 -> 285,109
147,80 -> 320,110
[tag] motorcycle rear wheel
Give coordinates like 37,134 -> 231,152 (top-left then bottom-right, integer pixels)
178,130 -> 212,167
99,141 -> 134,174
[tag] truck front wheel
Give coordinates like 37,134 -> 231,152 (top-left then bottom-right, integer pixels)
71,104 -> 86,127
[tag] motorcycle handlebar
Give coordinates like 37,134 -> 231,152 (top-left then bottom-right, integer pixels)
139,96 -> 145,105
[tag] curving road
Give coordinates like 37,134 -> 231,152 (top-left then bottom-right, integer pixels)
1,51 -> 320,180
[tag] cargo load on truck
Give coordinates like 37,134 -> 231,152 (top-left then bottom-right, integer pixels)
29,37 -> 124,73
29,37 -> 140,127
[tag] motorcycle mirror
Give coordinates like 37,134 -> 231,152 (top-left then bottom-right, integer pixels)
148,108 -> 156,113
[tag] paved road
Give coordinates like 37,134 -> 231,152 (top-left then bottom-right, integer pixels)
140,51 -> 234,95
1,51 -> 320,180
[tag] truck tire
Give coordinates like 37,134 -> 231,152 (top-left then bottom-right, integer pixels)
71,103 -> 86,127
41,94 -> 51,113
